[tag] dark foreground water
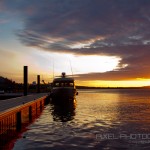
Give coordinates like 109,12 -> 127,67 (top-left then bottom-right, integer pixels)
13,89 -> 150,150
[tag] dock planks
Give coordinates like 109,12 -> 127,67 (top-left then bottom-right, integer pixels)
0,93 -> 48,113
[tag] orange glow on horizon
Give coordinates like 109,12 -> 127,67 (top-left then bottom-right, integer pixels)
2,72 -> 150,87
75,79 -> 150,87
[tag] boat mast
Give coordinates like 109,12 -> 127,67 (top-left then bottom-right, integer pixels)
53,60 -> 54,80
69,60 -> 74,79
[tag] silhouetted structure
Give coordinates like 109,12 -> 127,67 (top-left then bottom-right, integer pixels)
37,75 -> 40,93
24,66 -> 28,96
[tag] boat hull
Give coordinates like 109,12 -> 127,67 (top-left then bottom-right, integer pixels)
50,87 -> 76,102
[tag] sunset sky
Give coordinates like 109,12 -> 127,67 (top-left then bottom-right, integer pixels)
0,0 -> 150,87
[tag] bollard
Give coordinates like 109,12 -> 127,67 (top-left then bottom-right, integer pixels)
29,106 -> 32,122
16,111 -> 22,131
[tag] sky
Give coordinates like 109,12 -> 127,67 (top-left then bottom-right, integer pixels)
0,0 -> 150,87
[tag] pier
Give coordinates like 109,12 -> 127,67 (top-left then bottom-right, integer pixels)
0,66 -> 51,149
0,93 -> 50,149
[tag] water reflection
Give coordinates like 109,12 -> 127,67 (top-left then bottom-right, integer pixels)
50,99 -> 76,122
13,89 -> 150,150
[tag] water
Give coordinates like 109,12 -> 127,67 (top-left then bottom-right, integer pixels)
13,89 -> 150,150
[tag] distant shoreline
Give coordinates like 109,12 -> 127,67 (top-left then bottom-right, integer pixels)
76,86 -> 150,89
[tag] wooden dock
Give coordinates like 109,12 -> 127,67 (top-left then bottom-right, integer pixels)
0,93 -> 23,100
0,93 -> 50,150
0,93 -> 48,112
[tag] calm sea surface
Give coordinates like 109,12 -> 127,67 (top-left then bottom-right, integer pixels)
13,89 -> 150,150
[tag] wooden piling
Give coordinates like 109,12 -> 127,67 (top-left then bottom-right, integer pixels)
37,75 -> 40,93
24,66 -> 28,96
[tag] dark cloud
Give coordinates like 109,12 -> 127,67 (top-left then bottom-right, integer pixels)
12,0 -> 150,46
2,0 -> 150,80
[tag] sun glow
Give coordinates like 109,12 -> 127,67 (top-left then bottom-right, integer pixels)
2,47 -> 149,88
71,55 -> 121,74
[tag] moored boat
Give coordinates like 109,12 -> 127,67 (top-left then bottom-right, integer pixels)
50,72 -> 78,102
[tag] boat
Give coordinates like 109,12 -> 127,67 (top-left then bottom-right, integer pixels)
50,72 -> 78,102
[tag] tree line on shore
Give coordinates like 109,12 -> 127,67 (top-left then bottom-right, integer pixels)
0,76 -> 49,93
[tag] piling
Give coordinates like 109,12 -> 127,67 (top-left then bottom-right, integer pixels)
37,75 -> 40,93
24,66 -> 28,96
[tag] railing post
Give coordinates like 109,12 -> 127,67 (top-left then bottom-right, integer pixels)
24,66 -> 28,96
29,106 -> 32,122
45,96 -> 50,105
40,101 -> 42,111
0,121 -> 2,134
36,103 -> 38,115
16,111 -> 22,131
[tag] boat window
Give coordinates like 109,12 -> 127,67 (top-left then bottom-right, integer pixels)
60,83 -> 64,87
64,83 -> 69,87
65,82 -> 74,87
54,82 -> 60,87
54,82 -> 74,87
69,82 -> 74,87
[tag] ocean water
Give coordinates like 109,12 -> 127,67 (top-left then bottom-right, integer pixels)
13,89 -> 150,150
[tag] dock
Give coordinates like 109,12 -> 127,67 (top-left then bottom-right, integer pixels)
0,93 -> 48,112
0,93 -> 23,100
0,93 -> 50,150
0,65 -> 52,149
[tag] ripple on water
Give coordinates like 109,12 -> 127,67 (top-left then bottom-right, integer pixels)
13,89 -> 150,150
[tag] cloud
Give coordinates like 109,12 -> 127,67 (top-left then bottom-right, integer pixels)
2,0 -> 150,80
12,0 -> 150,47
